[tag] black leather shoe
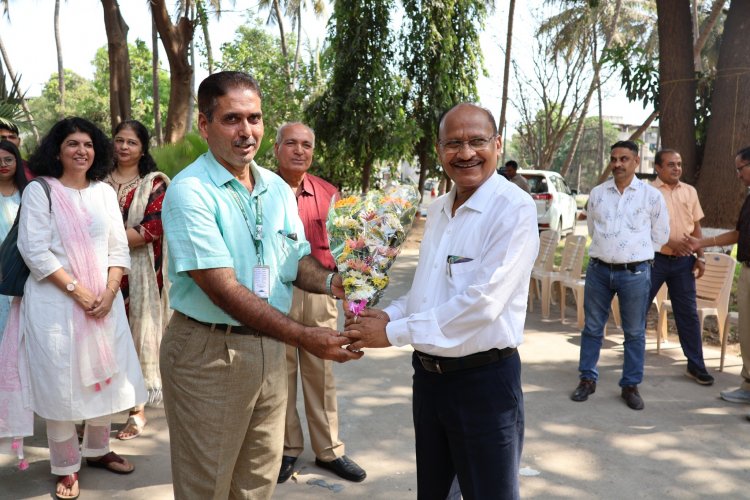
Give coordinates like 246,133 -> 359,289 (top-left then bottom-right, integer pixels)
571,379 -> 596,402
621,385 -> 644,410
686,366 -> 715,386
277,455 -> 297,484
315,456 -> 366,482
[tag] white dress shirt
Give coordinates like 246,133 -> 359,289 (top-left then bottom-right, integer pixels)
383,173 -> 539,357
587,176 -> 670,263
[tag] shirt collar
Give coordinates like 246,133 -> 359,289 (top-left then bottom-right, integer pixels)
299,173 -> 314,196
604,175 -> 643,193
651,177 -> 681,190
204,150 -> 267,196
441,172 -> 501,216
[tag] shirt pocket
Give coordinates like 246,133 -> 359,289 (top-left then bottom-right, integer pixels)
623,206 -> 650,233
269,231 -> 300,284
447,258 -> 480,294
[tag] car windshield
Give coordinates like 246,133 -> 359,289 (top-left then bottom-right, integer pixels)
523,175 -> 549,194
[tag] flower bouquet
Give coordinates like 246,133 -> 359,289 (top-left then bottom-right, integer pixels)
327,183 -> 420,316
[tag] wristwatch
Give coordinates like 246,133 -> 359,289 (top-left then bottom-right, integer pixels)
66,279 -> 78,293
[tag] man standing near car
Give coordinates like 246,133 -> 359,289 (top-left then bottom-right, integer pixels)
570,140 -> 669,410
503,160 -> 530,193
649,149 -> 713,386
274,122 -> 366,484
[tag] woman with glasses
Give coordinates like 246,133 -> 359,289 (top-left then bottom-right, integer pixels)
104,120 -> 170,441
0,140 -> 28,340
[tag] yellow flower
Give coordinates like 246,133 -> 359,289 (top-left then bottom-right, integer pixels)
334,196 -> 360,209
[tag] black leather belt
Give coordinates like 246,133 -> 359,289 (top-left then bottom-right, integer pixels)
415,347 -> 516,374
591,257 -> 651,272
655,252 -> 685,260
182,313 -> 261,336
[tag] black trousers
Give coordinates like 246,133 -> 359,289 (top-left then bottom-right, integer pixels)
412,350 -> 524,500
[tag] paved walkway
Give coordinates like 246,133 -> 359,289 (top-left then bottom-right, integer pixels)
3,244 -> 750,499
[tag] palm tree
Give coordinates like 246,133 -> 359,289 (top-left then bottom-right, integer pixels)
54,0 -> 65,117
258,0 -> 294,91
286,0 -> 325,80
499,0 -> 515,163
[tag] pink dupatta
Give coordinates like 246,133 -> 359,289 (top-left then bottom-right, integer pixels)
47,177 -> 119,390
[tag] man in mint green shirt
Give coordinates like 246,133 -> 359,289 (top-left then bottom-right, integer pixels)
160,71 -> 362,500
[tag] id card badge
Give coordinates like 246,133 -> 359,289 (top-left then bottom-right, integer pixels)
253,265 -> 271,300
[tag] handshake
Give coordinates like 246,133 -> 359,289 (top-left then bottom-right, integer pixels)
300,306 -> 392,363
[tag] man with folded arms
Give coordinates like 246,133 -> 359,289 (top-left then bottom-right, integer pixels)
345,102 -> 538,499
570,140 -> 669,410
274,122 -> 366,484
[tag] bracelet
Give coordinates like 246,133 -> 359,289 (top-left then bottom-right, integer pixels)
325,272 -> 336,298
107,286 -> 118,296
697,256 -> 706,263
107,279 -> 120,287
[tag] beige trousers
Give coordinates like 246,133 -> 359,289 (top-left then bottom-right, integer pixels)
160,313 -> 286,500
284,287 -> 344,461
737,267 -> 750,390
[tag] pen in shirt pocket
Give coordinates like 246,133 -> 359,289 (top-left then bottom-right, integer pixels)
446,255 -> 473,277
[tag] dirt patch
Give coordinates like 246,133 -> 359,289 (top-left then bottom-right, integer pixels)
404,215 -> 425,251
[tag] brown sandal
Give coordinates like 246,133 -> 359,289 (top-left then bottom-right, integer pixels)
86,451 -> 135,474
55,472 -> 79,500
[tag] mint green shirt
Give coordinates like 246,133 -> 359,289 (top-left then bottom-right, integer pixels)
163,151 -> 310,323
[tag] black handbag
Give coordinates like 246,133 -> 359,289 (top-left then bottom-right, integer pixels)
0,178 -> 51,296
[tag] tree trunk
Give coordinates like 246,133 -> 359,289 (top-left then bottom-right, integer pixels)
559,0 -> 622,178
151,0 -> 194,144
656,0 -> 698,183
695,1 -> 750,228
54,0 -> 65,117
293,6 -> 302,80
361,152 -> 372,194
152,17 -> 163,145
196,0 -> 213,74
0,33 -> 40,141
101,0 -> 131,132
271,0 -> 294,91
693,0 -> 726,64
498,0 -> 515,143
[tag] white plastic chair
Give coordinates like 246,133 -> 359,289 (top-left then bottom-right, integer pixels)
656,252 -> 736,370
532,235 -> 586,319
528,230 -> 560,313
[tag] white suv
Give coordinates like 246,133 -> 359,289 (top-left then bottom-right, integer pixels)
518,169 -> 578,236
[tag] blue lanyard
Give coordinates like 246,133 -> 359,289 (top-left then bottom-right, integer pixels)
227,181 -> 264,265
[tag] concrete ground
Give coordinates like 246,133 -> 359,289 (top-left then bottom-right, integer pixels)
3,225 -> 750,499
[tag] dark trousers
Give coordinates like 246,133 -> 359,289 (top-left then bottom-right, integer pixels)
648,254 -> 706,371
412,350 -> 524,500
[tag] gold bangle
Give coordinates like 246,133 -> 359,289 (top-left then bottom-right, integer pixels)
107,286 -> 118,296
107,279 -> 120,287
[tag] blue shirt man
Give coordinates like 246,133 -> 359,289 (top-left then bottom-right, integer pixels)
159,71 -> 361,500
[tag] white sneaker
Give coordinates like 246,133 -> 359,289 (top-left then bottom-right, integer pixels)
720,388 -> 750,404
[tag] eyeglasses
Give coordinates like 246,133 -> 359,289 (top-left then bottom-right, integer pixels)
0,156 -> 16,167
737,163 -> 750,172
438,136 -> 496,153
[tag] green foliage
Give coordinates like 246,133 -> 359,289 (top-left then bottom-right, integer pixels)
92,40 -> 171,133
151,132 -> 209,178
306,0 -> 416,191
28,69 -> 109,133
601,41 -> 659,109
400,0 -> 489,180
0,72 -> 28,132
216,19 -> 316,165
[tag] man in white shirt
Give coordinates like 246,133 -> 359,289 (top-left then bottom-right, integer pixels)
571,140 -> 669,410
344,103 -> 538,499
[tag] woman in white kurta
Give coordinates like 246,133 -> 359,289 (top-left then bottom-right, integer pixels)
0,140 -> 26,342
18,117 -> 146,500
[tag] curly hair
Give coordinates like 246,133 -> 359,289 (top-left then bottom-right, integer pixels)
0,140 -> 28,193
113,120 -> 158,177
28,117 -> 112,181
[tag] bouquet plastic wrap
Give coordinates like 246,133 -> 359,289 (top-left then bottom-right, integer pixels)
327,183 -> 420,316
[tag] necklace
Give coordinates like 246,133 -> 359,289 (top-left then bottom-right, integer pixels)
111,169 -> 140,185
